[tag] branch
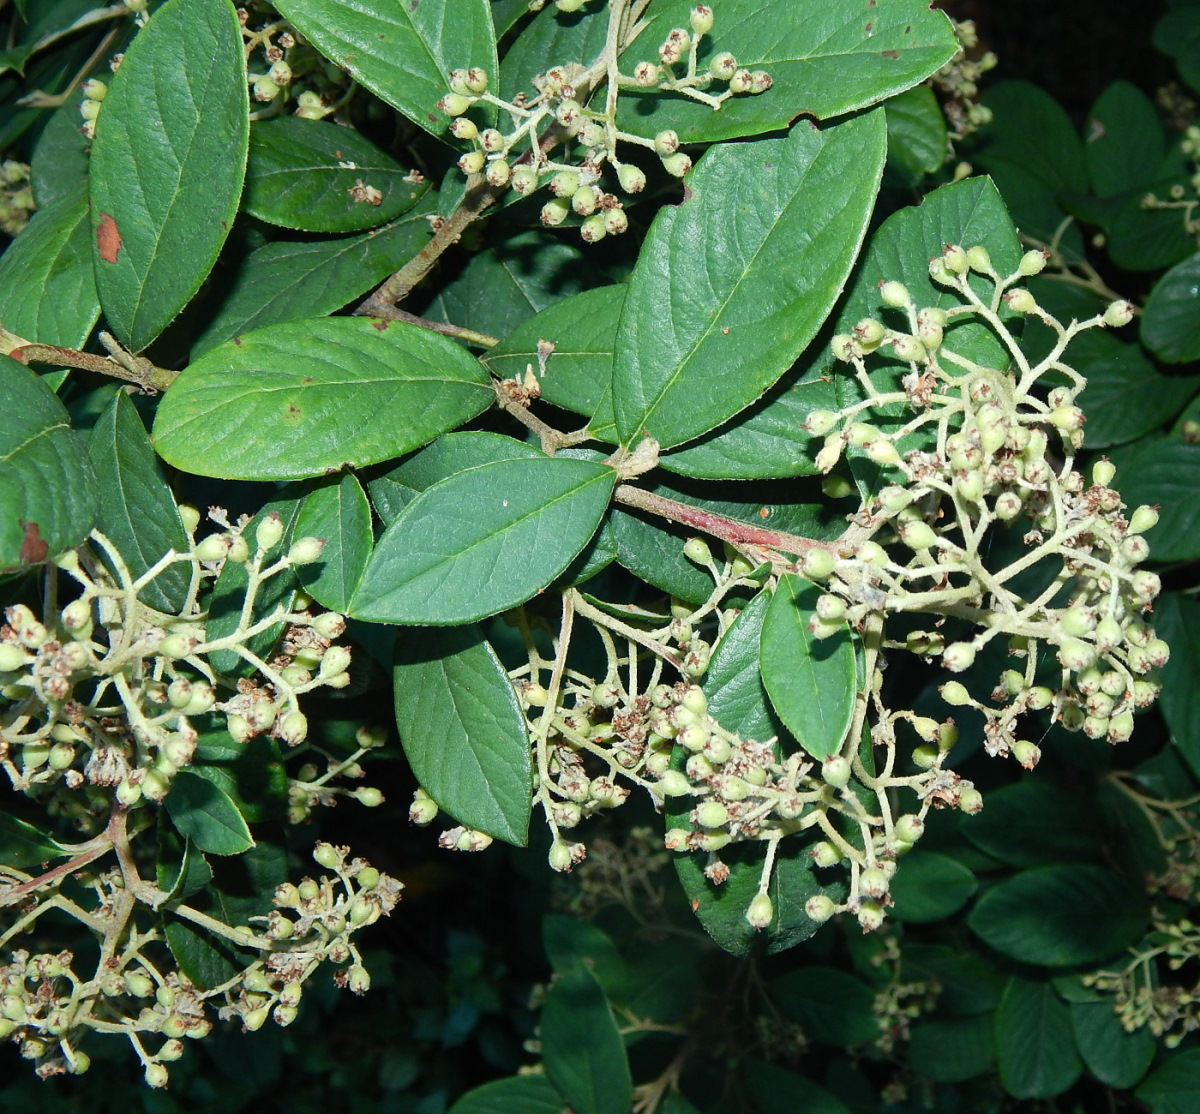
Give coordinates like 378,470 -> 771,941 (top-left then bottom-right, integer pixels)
363,304 -> 499,347
8,332 -> 177,392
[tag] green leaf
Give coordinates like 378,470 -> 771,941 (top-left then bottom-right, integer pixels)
190,730 -> 289,824
86,390 -> 189,613
1154,592 -> 1200,781
1142,252 -> 1200,363
351,456 -> 614,625
1138,1049 -> 1200,1114
0,356 -> 97,573
273,0 -> 497,139
243,116 -> 427,233
960,780 -> 1106,868
164,769 -> 255,856
1155,3 -> 1200,93
0,180 -> 98,347
902,944 -> 1002,1017
994,977 -> 1082,1099
191,201 -> 436,357
1108,179 -> 1199,272
614,0 -> 957,144
1109,434 -> 1200,561
88,0 -> 248,352
760,574 -> 855,761
0,813 -> 67,870
907,1014 -> 995,1083
612,112 -> 886,450
540,965 -> 631,1114
609,506 -> 719,606
367,431 -> 542,526
771,967 -> 880,1046
541,915 -> 627,996
392,624 -> 530,844
888,850 -> 977,923
29,96 -> 91,207
1071,1000 -> 1156,1089
156,831 -> 212,904
484,285 -> 624,438
885,84 -> 948,185
967,864 -> 1148,968
1085,81 -> 1167,197
745,1061 -> 853,1114
152,316 -> 493,481
705,590 -> 785,743
293,473 -> 372,612
446,1075 -> 566,1114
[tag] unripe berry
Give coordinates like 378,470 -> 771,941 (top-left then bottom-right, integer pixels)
243,1007 -> 270,1031
710,51 -> 737,80
268,60 -> 293,86
1048,406 -> 1084,431
805,894 -> 836,922
1108,710 -> 1135,742
822,755 -> 851,787
661,152 -> 692,177
894,814 -> 924,843
966,245 -> 992,272
510,166 -> 539,195
602,208 -> 628,235
540,197 -> 570,226
689,4 -> 714,35
658,770 -> 691,797
1128,504 -> 1159,535
1103,300 -> 1134,327
879,280 -> 911,308
860,866 -> 889,899
811,841 -> 840,868
464,68 -> 488,93
80,98 -> 102,122
355,787 -> 384,807
942,244 -> 968,273
958,786 -> 984,814
1017,249 -> 1048,276
320,645 -> 352,676
570,185 -> 597,216
1092,459 -> 1116,487
580,213 -> 607,242
899,520 -> 938,550
160,633 -> 198,660
633,61 -> 660,86
1013,740 -> 1041,769
728,68 -> 752,93
857,899 -> 885,932
253,76 -> 281,102
865,438 -> 903,468
684,537 -> 711,564
0,644 -> 29,672
458,150 -> 485,175
145,1063 -> 169,1089
746,891 -> 773,930
82,78 -> 108,101
195,533 -> 233,562
696,801 -> 729,829
1058,638 -> 1096,672
940,680 -> 972,706
804,409 -> 839,436
288,536 -> 325,565
800,548 -> 836,580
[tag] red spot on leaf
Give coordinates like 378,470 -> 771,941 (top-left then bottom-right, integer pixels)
233,336 -> 243,346
286,405 -> 301,418
96,213 -> 121,264
881,50 -> 899,59
19,521 -> 48,564
302,376 -> 314,384
371,318 -> 390,331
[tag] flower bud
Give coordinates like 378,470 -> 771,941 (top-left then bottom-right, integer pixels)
690,4 -> 714,35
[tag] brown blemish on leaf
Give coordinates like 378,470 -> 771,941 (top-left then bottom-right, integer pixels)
19,521 -> 48,564
371,318 -> 390,331
285,405 -> 301,419
881,50 -> 899,59
233,336 -> 244,346
302,376 -> 314,384
410,0 -> 418,10
865,21 -> 873,32
96,213 -> 121,264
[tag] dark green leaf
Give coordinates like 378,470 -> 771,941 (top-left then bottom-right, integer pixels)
541,914 -> 627,996
498,0 -> 608,110
609,505 -> 721,606
907,1013 -> 995,1083
293,473 -> 373,612
1109,433 -> 1200,561
1155,591 -> 1200,781
88,0 -> 248,352
273,0 -> 498,139
156,832 -> 212,904
760,574 -> 855,760
1085,81 -> 1166,197
1071,1000 -> 1156,1089
902,944 -> 1002,1017
885,85 -> 948,185
0,180 -> 98,347
152,316 -> 493,481
967,864 -> 1148,967
613,112 -> 886,450
190,730 -> 289,824
1109,180 -> 1198,272
888,850 -> 977,923
164,769 -> 255,855
243,116 -> 427,233
771,966 -> 880,1045
86,390 -> 189,613
0,356 -> 97,573
960,780 -> 1106,868
29,97 -> 90,207
191,202 -> 436,356
1155,3 -> 1200,92
1142,252 -> 1200,363
1138,1049 -> 1200,1114
0,813 -> 67,869
352,456 -> 614,625
705,590 -> 785,743
745,1060 -> 853,1114
614,0 -> 957,144
393,624 -> 530,843
994,977 -> 1082,1098
446,1075 -> 565,1114
540,965 -> 631,1114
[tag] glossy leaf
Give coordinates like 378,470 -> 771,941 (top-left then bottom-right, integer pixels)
1110,434 -> 1200,562
907,1014 -> 995,1084
1138,1049 -> 1200,1114
153,316 -> 493,481
612,112 -> 886,450
351,456 -> 614,625
164,770 -> 255,856
0,356 -> 97,574
293,473 -> 372,612
760,574 -> 856,760
885,85 -> 948,185
614,0 -> 957,144
88,0 -> 247,352
367,432 -> 541,526
86,390 -> 190,613
1071,1000 -> 1156,1089
191,201 -> 436,356
273,0 -> 497,139
888,851 -> 977,923
1154,592 -> 1200,781
243,116 -> 427,233
540,965 -> 631,1114
746,1061 -> 853,1114
446,1075 -> 565,1114
484,285 -> 623,438
903,944 -> 1003,1017
0,813 -> 67,870
960,780 -> 1106,868
392,624 -> 530,844
704,590 -> 785,743
995,977 -> 1082,1099
0,180 -> 97,347
1142,252 -> 1200,363
1086,81 -> 1166,197
967,864 -> 1148,967
771,967 -> 879,1046
190,729 -> 289,825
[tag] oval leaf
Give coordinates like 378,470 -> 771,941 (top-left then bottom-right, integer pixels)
164,769 -> 254,856
89,0 -> 248,352
967,864 -> 1148,967
273,0 -> 497,140
447,1075 -> 565,1114
293,473 -> 372,612
888,850 -> 978,923
1071,1000 -> 1156,1089
995,977 -> 1082,1099
0,357 -> 97,573
760,573 -> 856,760
152,316 -> 493,481
351,456 -> 614,625
613,112 -> 886,450
1143,252 -> 1200,363
393,625 -> 530,844
243,116 -> 427,232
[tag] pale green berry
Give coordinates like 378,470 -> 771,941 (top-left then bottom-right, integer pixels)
1058,638 -> 1096,672
661,152 -> 692,177
80,98 -> 102,121
831,334 -> 858,361
226,534 -> 250,564
1004,288 -> 1037,314
805,894 -> 836,922
879,280 -> 911,308
194,533 -> 233,562
320,646 -> 352,676
355,787 -> 384,807
894,814 -> 924,843
633,61 -> 660,85
1128,505 -> 1159,535
274,1005 -> 298,1027
0,644 -> 29,672
658,770 -> 691,797
458,150 -> 485,175
940,680 -> 972,706
912,744 -> 938,769
857,899 -> 885,932
465,68 -> 488,93
540,197 -> 570,226
710,51 -> 737,80
1103,300 -> 1134,327
690,4 -> 714,35
684,537 -> 712,564
1061,605 -> 1097,638
959,787 -> 984,814
811,842 -> 840,868
485,160 -> 512,190
1048,406 -> 1084,431
857,541 -> 889,568
808,615 -> 842,641
966,245 -> 992,272
942,244 -> 968,273
288,536 -> 325,565
800,548 -> 836,580
1092,459 -> 1116,487
580,213 -> 607,242
160,633 -> 198,660
696,801 -> 729,828
822,755 -> 851,787
1017,249 -> 1048,276
728,68 -> 752,93
615,163 -> 646,194
994,491 -> 1024,520
144,1063 -> 169,1089
679,724 -> 710,752
899,520 -> 938,550
253,76 -> 281,102
1108,710 -> 1135,742
746,891 -> 773,930
860,867 -> 889,899
866,438 -> 903,468
822,474 -> 855,499
510,166 -> 539,194
1013,740 -> 1041,769
82,78 -> 107,101
279,711 -> 308,746
804,409 -> 839,436
602,208 -> 628,235
1129,570 -> 1161,602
